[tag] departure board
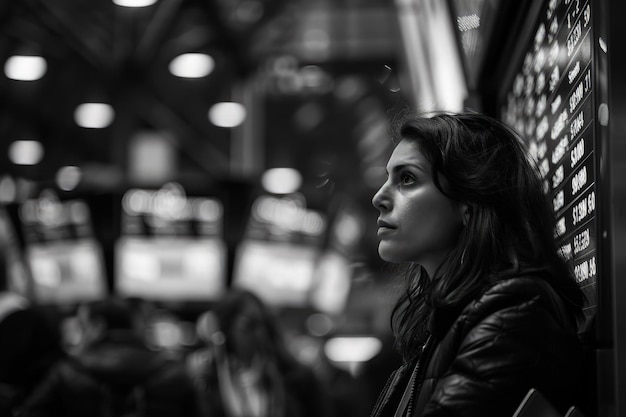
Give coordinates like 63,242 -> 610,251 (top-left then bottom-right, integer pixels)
499,0 -> 597,331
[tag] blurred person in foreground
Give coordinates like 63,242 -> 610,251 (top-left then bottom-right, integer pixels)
186,289 -> 334,417
0,255 -> 64,416
19,297 -> 200,417
369,112 -> 585,416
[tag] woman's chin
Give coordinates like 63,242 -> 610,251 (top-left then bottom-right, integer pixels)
377,245 -> 402,263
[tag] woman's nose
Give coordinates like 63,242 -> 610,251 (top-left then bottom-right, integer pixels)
372,183 -> 389,210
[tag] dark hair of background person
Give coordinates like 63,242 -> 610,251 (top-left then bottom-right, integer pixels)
388,111 -> 585,363
81,297 -> 135,331
212,289 -> 300,372
206,288 -> 335,417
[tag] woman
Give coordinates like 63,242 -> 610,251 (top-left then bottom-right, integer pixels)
369,112 -> 585,417
187,289 -> 334,417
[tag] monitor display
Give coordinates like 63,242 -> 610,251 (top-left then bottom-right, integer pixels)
232,240 -> 320,308
115,236 -> 226,302
15,192 -> 108,305
25,239 -> 107,304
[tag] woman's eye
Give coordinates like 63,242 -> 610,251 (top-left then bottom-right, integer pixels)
400,172 -> 415,185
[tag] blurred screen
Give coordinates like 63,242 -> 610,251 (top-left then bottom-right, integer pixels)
16,191 -> 108,304
26,239 -> 107,304
232,240 -> 319,307
115,236 -> 226,301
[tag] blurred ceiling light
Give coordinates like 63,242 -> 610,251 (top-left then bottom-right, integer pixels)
128,131 -> 175,184
208,102 -> 246,128
8,140 -> 44,165
56,166 -> 83,191
261,168 -> 302,194
169,53 -> 215,78
4,55 -> 47,81
324,336 -> 382,363
74,103 -> 115,128
122,188 -> 151,215
112,0 -> 157,7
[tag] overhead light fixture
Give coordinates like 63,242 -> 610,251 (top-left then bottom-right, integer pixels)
112,0 -> 157,7
208,102 -> 246,128
261,168 -> 303,195
169,53 -> 214,78
74,103 -> 115,128
4,55 -> 47,81
8,140 -> 44,165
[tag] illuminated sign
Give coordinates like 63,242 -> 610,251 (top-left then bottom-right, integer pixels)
499,0 -> 597,329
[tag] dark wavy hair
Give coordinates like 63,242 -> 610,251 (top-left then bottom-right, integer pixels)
388,111 -> 584,363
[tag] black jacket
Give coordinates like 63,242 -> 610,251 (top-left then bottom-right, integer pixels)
370,276 -> 583,417
19,332 -> 200,417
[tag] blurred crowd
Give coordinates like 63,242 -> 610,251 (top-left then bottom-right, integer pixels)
0,253 -> 401,417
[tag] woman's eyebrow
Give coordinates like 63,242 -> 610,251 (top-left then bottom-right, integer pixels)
389,162 -> 428,175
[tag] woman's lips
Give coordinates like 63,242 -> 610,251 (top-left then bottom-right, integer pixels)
376,219 -> 395,237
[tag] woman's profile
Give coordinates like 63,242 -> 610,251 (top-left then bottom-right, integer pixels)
369,111 -> 585,417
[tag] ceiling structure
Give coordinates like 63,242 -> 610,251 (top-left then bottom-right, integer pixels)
0,0 -> 528,267
0,0 -> 405,212
0,0 -> 530,325
0,0 -> 418,299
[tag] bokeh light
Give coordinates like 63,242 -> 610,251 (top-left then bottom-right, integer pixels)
4,55 -> 47,81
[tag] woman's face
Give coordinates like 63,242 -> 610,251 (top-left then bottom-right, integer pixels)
229,304 -> 266,365
372,139 -> 465,275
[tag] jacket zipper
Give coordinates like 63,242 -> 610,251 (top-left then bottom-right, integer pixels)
405,334 -> 433,417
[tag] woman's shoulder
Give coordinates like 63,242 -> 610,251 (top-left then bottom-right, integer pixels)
481,274 -> 559,299
462,274 -> 577,330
